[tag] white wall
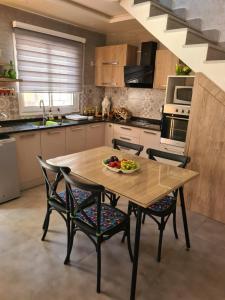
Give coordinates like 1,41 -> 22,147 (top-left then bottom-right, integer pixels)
172,0 -> 225,43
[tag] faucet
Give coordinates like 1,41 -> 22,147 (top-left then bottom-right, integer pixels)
39,100 -> 46,125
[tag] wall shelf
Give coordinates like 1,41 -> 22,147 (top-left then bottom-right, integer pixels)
0,78 -> 23,82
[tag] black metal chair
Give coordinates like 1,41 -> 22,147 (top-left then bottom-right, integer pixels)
106,138 -> 144,207
61,168 -> 133,293
123,148 -> 190,262
37,156 -> 95,254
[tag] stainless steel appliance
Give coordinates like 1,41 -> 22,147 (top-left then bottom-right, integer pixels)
173,86 -> 193,105
161,104 -> 190,148
0,135 -> 20,203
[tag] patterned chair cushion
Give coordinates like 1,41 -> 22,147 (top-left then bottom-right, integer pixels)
148,196 -> 176,213
75,203 -> 126,234
58,188 -> 92,207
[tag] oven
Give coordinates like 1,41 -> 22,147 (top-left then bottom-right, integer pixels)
160,104 -> 190,148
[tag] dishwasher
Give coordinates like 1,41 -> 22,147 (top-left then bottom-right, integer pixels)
0,134 -> 20,203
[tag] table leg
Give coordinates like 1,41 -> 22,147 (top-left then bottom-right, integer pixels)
179,186 -> 190,249
130,206 -> 142,300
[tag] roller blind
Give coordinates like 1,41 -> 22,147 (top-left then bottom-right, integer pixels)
14,28 -> 84,93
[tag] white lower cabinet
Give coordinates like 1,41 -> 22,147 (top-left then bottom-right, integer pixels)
140,129 -> 161,158
66,125 -> 86,154
113,124 -> 140,144
86,123 -> 105,149
11,131 -> 43,190
12,121 -> 161,190
105,123 -> 114,147
41,128 -> 66,160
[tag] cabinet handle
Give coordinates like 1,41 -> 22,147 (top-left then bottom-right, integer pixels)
102,62 -> 118,65
102,82 -> 117,86
47,131 -> 62,135
20,133 -> 36,138
109,124 -> 112,127
90,125 -> 101,128
71,127 -> 83,132
120,126 -> 132,131
143,131 -> 157,135
120,136 -> 131,141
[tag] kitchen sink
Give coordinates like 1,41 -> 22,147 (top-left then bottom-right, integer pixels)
30,119 -> 72,128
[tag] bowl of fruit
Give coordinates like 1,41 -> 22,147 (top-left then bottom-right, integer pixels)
102,156 -> 140,174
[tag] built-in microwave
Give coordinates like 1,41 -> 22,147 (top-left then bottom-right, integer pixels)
173,86 -> 193,105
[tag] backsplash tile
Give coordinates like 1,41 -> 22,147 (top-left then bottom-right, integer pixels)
0,94 -> 19,120
105,87 -> 165,120
0,85 -> 105,120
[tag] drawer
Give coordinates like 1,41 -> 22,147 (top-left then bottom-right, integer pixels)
140,129 -> 161,149
113,124 -> 140,139
113,134 -> 140,145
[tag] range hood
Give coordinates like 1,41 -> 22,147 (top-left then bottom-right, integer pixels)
124,41 -> 157,88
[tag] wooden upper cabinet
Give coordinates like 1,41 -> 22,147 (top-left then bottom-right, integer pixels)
95,44 -> 137,67
153,49 -> 179,89
95,44 -> 137,87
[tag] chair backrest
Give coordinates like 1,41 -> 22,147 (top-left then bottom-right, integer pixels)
61,168 -> 105,234
37,156 -> 70,205
112,138 -> 144,156
146,148 -> 190,168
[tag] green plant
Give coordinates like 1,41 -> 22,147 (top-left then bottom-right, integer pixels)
176,64 -> 192,75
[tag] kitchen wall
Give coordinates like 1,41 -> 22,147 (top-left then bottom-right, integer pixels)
105,87 -> 165,120
0,4 -> 105,119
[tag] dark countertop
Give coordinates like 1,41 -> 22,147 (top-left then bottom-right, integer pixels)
0,116 -> 161,135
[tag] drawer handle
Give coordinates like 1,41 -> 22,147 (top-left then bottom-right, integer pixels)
71,127 -> 83,131
102,62 -> 118,65
20,133 -> 36,138
144,131 -> 157,135
120,136 -> 131,141
90,125 -> 101,128
120,127 -> 132,131
102,82 -> 117,86
47,131 -> 62,135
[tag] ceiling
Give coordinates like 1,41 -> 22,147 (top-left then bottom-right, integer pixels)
0,0 -> 138,33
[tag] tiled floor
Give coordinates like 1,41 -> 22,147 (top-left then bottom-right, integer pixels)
0,185 -> 225,300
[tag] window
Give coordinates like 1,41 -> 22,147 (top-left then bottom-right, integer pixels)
19,92 -> 79,114
14,27 -> 84,114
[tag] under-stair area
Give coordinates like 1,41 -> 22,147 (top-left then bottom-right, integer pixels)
120,0 -> 225,91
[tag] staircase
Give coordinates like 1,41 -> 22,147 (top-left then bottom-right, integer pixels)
120,0 -> 225,91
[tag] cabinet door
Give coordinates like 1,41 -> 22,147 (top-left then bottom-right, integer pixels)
95,65 -> 124,87
95,45 -> 127,66
66,125 -> 86,154
11,131 -> 42,190
86,123 -> 105,149
153,49 -> 179,89
140,129 -> 161,158
41,128 -> 66,160
105,123 -> 114,147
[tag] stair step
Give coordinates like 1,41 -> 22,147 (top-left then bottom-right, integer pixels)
165,24 -> 219,44
173,8 -> 186,19
184,44 -> 225,61
187,18 -> 202,31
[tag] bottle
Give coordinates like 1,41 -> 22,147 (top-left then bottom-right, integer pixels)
48,108 -> 54,120
57,108 -> 62,122
8,61 -> 17,79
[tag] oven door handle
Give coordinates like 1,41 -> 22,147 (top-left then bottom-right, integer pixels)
166,116 -> 188,121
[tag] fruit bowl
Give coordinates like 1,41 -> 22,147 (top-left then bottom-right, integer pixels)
102,156 -> 140,174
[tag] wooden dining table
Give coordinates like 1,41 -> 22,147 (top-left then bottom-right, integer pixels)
48,146 -> 198,300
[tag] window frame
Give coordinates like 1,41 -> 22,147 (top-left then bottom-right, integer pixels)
18,92 -> 80,116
